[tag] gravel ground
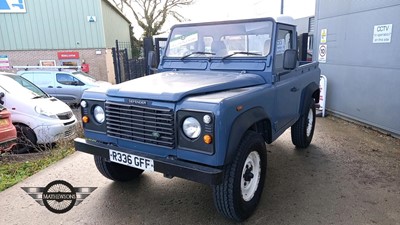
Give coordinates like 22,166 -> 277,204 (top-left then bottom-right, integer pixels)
0,116 -> 399,225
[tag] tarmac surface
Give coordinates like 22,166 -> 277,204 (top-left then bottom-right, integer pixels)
0,116 -> 399,225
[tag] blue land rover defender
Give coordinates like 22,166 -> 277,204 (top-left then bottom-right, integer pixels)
75,17 -> 320,221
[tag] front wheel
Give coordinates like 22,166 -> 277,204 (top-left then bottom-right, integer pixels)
291,99 -> 316,148
94,155 -> 144,181
13,124 -> 37,154
212,131 -> 267,221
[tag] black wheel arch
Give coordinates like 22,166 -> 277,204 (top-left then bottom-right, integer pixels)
13,122 -> 37,140
299,82 -> 320,114
13,122 -> 31,128
225,107 -> 271,165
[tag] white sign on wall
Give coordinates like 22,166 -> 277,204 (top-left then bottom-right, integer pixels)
87,16 -> 97,22
276,39 -> 286,54
318,44 -> 327,63
0,55 -> 10,69
373,24 -> 392,43
0,0 -> 26,13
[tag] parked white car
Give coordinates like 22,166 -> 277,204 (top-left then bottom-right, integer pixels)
0,72 -> 77,153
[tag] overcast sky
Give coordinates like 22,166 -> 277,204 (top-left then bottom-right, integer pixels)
182,0 -> 316,22
133,0 -> 316,37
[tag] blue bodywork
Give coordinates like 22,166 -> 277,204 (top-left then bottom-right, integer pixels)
75,17 -> 320,183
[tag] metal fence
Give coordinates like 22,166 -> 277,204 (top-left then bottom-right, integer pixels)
112,40 -> 146,83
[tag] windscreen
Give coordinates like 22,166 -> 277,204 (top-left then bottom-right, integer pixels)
165,20 -> 273,58
0,75 -> 47,99
72,71 -> 97,84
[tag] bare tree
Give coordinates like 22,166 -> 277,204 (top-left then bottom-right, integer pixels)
111,0 -> 194,37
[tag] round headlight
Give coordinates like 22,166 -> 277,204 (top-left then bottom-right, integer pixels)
93,106 -> 105,123
182,117 -> 201,139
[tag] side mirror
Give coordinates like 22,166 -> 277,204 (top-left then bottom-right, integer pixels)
71,81 -> 79,86
0,92 -> 4,105
147,51 -> 158,73
283,49 -> 298,70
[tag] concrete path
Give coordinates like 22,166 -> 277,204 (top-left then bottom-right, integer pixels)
1,116 -> 399,225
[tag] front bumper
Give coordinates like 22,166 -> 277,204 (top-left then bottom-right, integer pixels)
74,138 -> 223,185
34,120 -> 77,144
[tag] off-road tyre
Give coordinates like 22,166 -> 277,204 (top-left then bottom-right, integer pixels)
94,155 -> 144,181
213,131 -> 267,221
291,99 -> 316,148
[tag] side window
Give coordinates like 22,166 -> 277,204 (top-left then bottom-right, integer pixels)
21,73 -> 34,81
56,73 -> 79,85
274,28 -> 293,73
32,72 -> 53,86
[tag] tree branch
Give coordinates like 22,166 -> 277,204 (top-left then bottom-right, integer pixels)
114,0 -> 195,37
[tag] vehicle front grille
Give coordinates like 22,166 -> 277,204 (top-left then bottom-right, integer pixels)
105,102 -> 175,148
57,111 -> 73,120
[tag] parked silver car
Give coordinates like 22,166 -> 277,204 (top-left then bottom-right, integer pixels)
17,70 -> 111,106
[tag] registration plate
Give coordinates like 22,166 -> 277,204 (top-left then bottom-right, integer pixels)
109,149 -> 154,171
0,119 -> 9,126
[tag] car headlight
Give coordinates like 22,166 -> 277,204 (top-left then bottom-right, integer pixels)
182,117 -> 201,139
93,106 -> 105,124
35,105 -> 58,119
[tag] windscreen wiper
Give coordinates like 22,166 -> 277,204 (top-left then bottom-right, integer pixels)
180,51 -> 215,60
222,51 -> 261,60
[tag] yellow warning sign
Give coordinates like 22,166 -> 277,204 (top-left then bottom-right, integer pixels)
321,29 -> 327,43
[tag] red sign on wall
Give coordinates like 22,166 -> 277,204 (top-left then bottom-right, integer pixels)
57,52 -> 80,59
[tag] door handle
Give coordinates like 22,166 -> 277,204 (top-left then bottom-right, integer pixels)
290,87 -> 298,92
57,86 -> 62,88
48,86 -> 53,88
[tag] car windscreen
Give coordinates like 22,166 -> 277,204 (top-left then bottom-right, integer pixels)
0,75 -> 48,99
73,71 -> 96,84
165,20 -> 273,58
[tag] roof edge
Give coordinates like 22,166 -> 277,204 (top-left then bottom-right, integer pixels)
102,0 -> 131,24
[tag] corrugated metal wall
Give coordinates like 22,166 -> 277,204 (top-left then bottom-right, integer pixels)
0,0 -> 106,50
101,0 -> 130,48
315,0 -> 400,135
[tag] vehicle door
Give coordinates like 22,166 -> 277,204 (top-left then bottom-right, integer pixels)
273,24 -> 302,131
55,73 -> 84,104
30,72 -> 56,97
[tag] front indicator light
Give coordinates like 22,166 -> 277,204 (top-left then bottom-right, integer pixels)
82,116 -> 89,123
203,134 -> 212,144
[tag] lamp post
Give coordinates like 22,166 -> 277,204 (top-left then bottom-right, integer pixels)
280,0 -> 284,14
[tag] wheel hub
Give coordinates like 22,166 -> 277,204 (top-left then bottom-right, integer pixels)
243,165 -> 254,182
241,151 -> 261,202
